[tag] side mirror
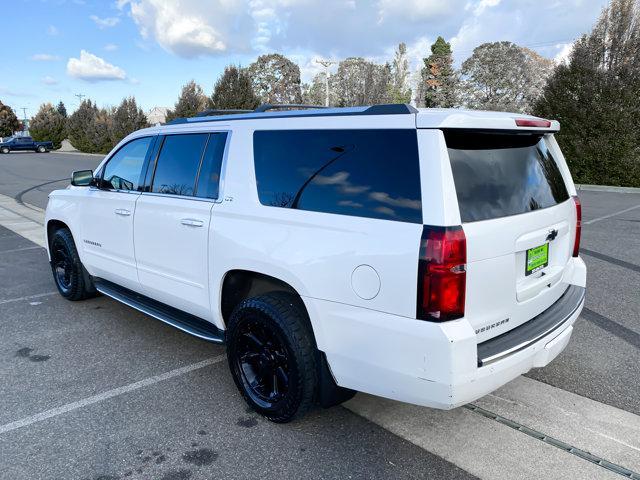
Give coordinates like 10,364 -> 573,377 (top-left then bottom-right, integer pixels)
71,170 -> 94,187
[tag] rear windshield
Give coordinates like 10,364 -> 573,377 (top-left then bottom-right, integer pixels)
445,131 -> 569,223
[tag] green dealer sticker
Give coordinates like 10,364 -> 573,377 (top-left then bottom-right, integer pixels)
526,243 -> 549,276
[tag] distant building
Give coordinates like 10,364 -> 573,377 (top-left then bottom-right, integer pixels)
146,106 -> 169,125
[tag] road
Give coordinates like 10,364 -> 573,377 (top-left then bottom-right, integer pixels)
0,151 -> 639,480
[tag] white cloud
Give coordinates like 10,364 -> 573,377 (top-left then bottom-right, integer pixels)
116,0 -> 607,71
90,15 -> 121,28
47,25 -> 59,36
42,76 -> 58,85
377,0 -> 457,23
104,43 -> 118,51
31,53 -> 60,61
472,0 -> 501,16
66,50 -> 127,82
554,42 -> 574,64
127,0 -> 239,57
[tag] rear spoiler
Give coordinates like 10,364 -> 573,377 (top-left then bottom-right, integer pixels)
416,110 -> 560,132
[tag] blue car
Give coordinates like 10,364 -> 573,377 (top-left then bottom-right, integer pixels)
0,136 -> 53,153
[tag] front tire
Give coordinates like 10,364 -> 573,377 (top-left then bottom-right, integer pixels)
1,147 -> 9,154
49,228 -> 96,301
226,292 -> 318,423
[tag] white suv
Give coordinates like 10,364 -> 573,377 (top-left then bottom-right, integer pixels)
45,104 -> 586,422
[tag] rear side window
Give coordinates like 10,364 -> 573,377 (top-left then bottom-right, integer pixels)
446,131 -> 569,223
195,132 -> 227,199
253,129 -> 422,223
152,134 -> 208,196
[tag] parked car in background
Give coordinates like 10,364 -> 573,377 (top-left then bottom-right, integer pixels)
0,136 -> 53,153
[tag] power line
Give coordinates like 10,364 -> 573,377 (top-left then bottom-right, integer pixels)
452,37 -> 577,57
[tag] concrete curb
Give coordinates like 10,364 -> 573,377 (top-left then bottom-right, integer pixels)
54,150 -> 105,158
576,184 -> 640,194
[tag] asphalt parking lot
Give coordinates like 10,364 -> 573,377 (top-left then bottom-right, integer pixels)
0,151 -> 639,480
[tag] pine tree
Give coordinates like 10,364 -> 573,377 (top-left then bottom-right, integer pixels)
420,36 -> 458,108
0,101 -> 20,137
211,65 -> 260,110
29,103 -> 66,149
66,100 -> 114,154
389,43 -> 412,103
56,101 -> 67,118
535,0 -> 640,186
110,97 -> 149,146
166,80 -> 209,121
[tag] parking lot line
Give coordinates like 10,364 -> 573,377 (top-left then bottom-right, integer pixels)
0,291 -> 58,305
0,355 -> 226,436
0,245 -> 44,255
583,203 -> 640,225
581,248 -> 640,273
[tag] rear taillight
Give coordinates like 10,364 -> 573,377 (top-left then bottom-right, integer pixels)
572,195 -> 581,257
417,226 -> 466,321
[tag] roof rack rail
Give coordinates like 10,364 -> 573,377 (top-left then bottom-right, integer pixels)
166,103 -> 417,125
254,104 -> 328,113
195,108 -> 253,117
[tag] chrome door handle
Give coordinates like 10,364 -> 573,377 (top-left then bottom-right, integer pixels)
114,209 -> 131,216
181,218 -> 204,227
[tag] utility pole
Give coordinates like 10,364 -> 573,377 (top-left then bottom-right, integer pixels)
74,93 -> 86,105
20,107 -> 28,135
315,59 -> 336,107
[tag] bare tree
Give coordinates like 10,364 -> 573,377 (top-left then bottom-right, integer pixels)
460,41 -> 554,113
332,57 -> 392,106
247,53 -> 303,104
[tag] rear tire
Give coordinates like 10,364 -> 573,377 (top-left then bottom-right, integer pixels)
1,147 -> 9,154
37,145 -> 46,153
49,228 -> 96,301
226,292 -> 318,423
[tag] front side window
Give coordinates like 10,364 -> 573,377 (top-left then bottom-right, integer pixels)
102,136 -> 152,191
253,129 -> 422,223
151,134 -> 208,196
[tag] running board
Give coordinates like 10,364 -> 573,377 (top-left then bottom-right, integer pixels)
94,278 -> 224,344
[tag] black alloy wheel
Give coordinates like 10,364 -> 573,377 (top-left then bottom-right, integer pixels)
235,318 -> 291,408
49,228 -> 96,301
227,292 -> 318,423
51,236 -> 73,294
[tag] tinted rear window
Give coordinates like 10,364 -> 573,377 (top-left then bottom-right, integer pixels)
254,129 -> 422,223
152,134 -> 208,196
446,131 -> 569,223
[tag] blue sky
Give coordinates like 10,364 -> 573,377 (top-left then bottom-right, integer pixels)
3,0 -> 608,117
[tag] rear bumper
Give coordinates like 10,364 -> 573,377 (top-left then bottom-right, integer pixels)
305,257 -> 586,409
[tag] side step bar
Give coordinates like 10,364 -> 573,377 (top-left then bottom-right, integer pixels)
94,278 -> 224,344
